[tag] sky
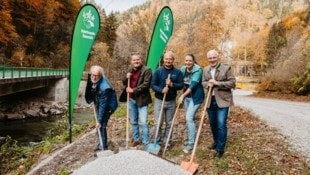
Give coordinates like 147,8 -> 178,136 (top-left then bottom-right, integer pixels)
93,0 -> 148,14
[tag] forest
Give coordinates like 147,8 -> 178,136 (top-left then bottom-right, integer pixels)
0,0 -> 309,95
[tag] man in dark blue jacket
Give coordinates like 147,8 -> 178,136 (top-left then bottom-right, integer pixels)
86,65 -> 117,151
151,51 -> 184,148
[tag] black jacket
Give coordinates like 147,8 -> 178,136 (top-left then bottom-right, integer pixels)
119,65 -> 152,107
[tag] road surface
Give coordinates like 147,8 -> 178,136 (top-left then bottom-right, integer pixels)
233,89 -> 310,159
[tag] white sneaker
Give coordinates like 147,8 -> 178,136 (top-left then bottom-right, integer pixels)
183,146 -> 192,154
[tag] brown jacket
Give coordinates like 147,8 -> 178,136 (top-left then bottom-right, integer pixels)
119,65 -> 152,106
202,63 -> 236,108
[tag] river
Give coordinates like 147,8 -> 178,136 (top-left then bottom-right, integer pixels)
0,108 -> 94,145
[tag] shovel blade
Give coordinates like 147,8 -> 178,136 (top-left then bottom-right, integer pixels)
180,161 -> 199,174
145,143 -> 160,155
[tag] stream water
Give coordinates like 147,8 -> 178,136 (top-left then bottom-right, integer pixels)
0,109 -> 93,145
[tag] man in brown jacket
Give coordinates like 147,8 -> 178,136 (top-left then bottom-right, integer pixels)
202,49 -> 236,158
120,52 -> 152,148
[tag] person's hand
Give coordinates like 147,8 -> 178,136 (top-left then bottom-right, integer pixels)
208,79 -> 218,87
162,86 -> 169,94
178,95 -> 184,104
95,122 -> 101,129
166,77 -> 172,87
126,73 -> 132,79
126,87 -> 133,93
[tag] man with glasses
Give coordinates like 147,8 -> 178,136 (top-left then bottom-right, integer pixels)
85,65 -> 117,151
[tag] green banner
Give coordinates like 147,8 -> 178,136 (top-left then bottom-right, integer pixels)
69,4 -> 100,141
146,6 -> 174,72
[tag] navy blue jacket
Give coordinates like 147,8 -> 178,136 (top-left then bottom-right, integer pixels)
85,75 -> 117,124
151,66 -> 184,101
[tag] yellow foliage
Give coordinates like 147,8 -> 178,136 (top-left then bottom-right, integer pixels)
283,8 -> 309,30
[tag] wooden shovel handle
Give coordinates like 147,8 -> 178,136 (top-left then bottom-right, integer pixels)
93,104 -> 104,150
189,87 -> 212,163
162,102 -> 180,156
154,74 -> 171,140
126,78 -> 130,148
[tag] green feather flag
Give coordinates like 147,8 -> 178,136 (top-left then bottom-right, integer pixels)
69,4 -> 100,142
146,6 -> 174,72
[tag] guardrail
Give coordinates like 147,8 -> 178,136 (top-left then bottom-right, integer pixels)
0,66 -> 69,79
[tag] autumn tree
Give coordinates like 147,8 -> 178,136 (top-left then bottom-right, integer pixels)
0,0 -> 19,51
113,8 -> 155,79
1,0 -> 80,67
101,13 -> 119,56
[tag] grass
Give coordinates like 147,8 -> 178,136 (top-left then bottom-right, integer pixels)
162,106 -> 309,174
0,116 -> 92,175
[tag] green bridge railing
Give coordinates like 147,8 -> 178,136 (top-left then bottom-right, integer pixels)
0,66 -> 69,79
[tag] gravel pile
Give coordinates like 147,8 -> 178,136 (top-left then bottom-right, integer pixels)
72,150 -> 190,175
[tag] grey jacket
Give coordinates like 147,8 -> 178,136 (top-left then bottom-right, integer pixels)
202,63 -> 236,108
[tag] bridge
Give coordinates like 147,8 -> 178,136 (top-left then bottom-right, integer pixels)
0,66 -> 69,102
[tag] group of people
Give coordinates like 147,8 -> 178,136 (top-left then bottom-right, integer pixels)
86,49 -> 236,159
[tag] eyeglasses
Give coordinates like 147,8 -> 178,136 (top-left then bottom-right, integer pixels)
208,57 -> 217,59
91,74 -> 100,78
130,52 -> 142,56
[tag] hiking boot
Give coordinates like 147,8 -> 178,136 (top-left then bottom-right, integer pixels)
94,146 -> 107,152
216,150 -> 224,158
208,143 -> 216,150
94,146 -> 100,152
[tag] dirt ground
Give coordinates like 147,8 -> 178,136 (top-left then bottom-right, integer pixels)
27,106 -> 193,175
26,92 -> 310,175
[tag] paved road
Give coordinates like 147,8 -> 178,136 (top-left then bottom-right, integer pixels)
233,89 -> 310,158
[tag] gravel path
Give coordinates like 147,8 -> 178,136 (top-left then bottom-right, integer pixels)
72,150 -> 190,175
233,89 -> 310,158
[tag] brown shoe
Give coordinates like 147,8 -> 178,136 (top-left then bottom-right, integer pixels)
130,140 -> 140,147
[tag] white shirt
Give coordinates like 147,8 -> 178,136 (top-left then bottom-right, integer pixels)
210,67 -> 216,96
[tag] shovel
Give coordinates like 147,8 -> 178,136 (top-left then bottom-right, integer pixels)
92,104 -> 104,151
162,102 -> 181,157
180,87 -> 212,174
146,74 -> 170,154
119,78 -> 136,151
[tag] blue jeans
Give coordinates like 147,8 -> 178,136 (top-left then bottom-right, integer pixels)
154,98 -> 176,144
207,96 -> 229,152
129,98 -> 150,145
184,97 -> 201,148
